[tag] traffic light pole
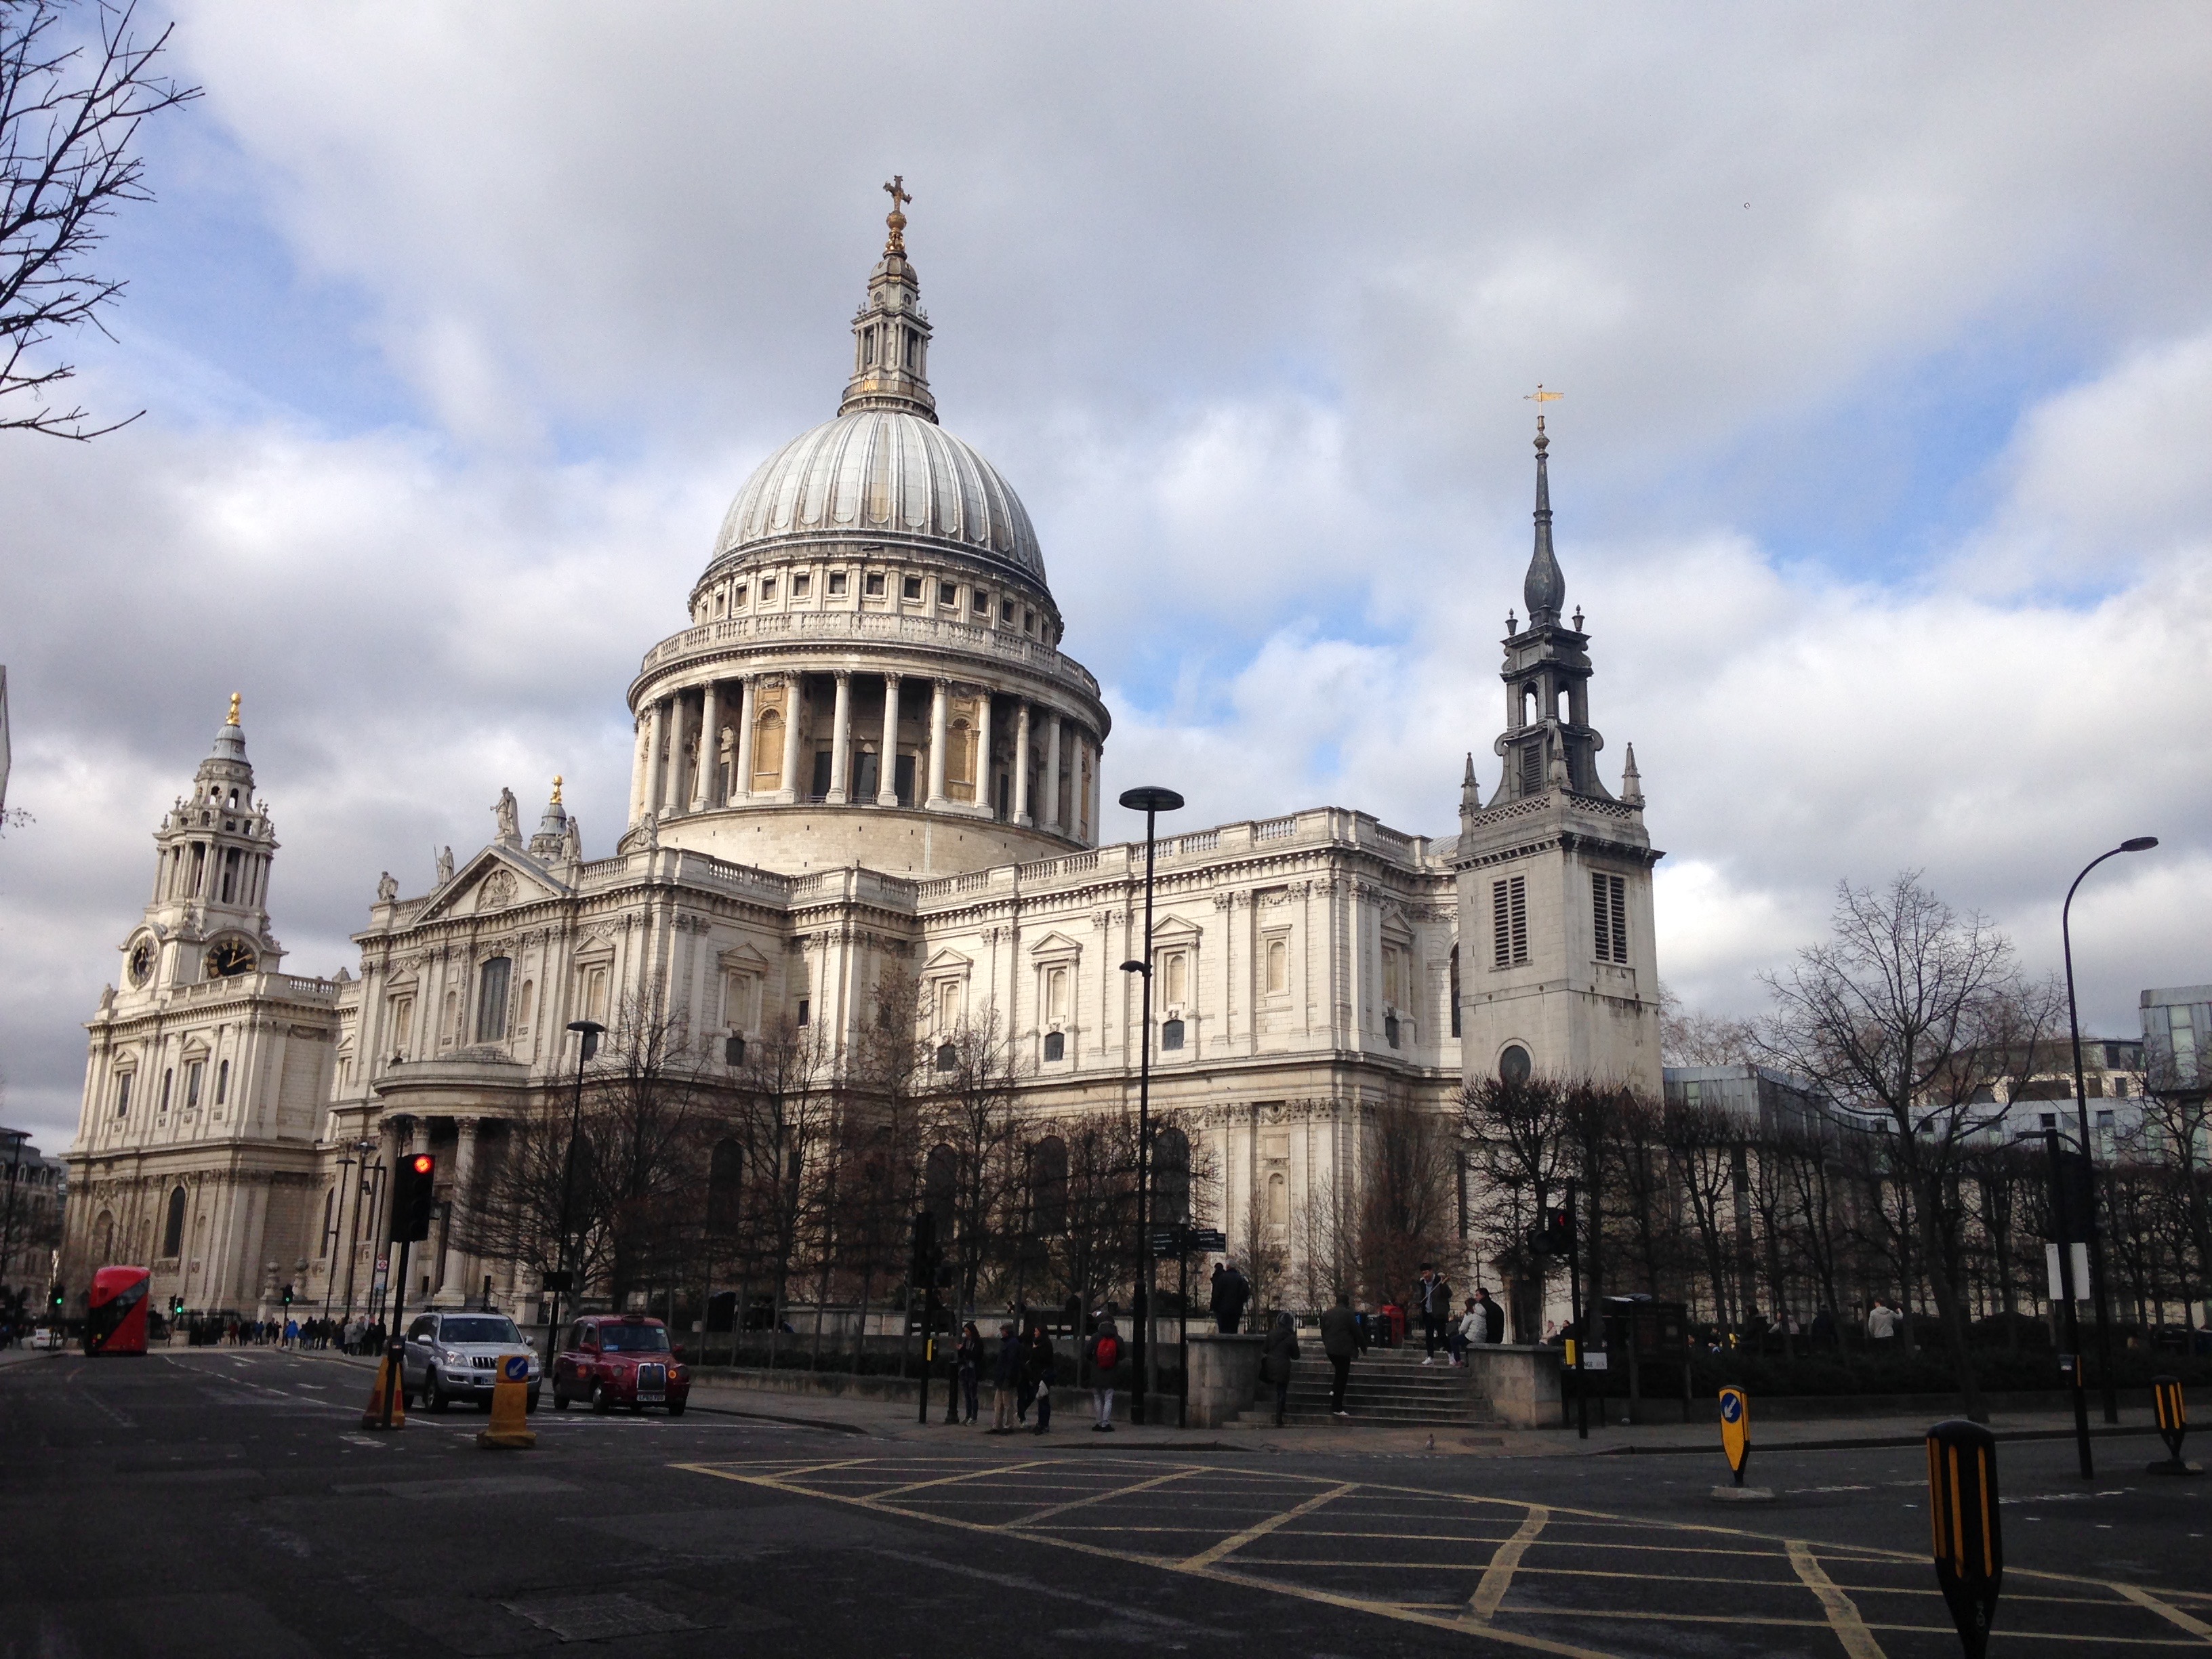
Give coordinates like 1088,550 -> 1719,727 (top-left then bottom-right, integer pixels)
381,1237 -> 413,1429
1566,1179 -> 1587,1441
2047,1127 -> 2095,1479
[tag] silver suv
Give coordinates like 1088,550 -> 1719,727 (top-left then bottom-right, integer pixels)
401,1311 -> 541,1412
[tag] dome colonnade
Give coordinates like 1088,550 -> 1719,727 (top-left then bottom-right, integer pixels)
622,190 -> 1109,875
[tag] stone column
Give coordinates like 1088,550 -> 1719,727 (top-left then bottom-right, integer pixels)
975,690 -> 994,818
1012,701 -> 1033,826
443,1117 -> 480,1297
876,674 -> 902,805
779,674 -> 805,802
691,681 -> 720,811
926,679 -> 950,808
628,716 -> 648,822
642,699 -> 668,822
409,1118 -> 430,1156
664,693 -> 693,816
1090,738 -> 1103,846
1042,712 -> 1063,834
825,671 -> 853,804
733,676 -> 756,803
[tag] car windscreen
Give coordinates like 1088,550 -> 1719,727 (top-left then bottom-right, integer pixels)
439,1316 -> 523,1345
598,1324 -> 670,1353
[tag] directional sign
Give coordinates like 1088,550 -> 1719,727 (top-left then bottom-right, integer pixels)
1185,1228 -> 1227,1253
1927,1418 -> 2003,1659
502,1353 -> 531,1384
1719,1386 -> 1750,1484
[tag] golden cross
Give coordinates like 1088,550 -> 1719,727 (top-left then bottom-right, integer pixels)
884,175 -> 911,214
552,774 -> 563,805
227,691 -> 241,724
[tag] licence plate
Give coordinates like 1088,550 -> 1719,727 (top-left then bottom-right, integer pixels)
637,1363 -> 666,1402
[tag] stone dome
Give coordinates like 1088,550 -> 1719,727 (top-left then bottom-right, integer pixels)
710,408 -> 1047,591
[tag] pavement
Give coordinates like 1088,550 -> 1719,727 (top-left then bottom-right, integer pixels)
4,1344 -> 2206,1658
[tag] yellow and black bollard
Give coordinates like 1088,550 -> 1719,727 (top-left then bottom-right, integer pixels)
1927,1418 -> 2003,1659
360,1347 -> 407,1431
477,1353 -> 537,1450
1711,1384 -> 1772,1500
2148,1376 -> 2200,1477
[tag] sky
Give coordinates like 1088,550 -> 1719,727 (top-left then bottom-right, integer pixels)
3,3 -> 2209,1154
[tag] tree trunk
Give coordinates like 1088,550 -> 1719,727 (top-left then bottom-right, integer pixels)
1914,1169 -> 1986,1422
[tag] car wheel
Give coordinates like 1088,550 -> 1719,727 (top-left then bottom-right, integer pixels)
667,1399 -> 687,1418
551,1385 -> 569,1411
427,1372 -> 449,1413
592,1381 -> 613,1415
476,1395 -> 493,1413
526,1389 -> 541,1414
630,1401 -> 644,1416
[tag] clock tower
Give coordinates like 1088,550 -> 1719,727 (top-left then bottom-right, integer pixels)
63,698 -> 340,1319
1453,420 -> 1664,1095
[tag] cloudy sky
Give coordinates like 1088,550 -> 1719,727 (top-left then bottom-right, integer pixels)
3,3 -> 2208,1152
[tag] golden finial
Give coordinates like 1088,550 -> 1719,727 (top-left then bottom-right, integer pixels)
882,174 -> 911,255
1525,383 -> 1563,435
227,691 -> 241,724
551,775 -> 563,805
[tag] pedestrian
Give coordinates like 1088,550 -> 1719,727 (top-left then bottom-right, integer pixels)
991,1322 -> 1021,1432
956,1322 -> 982,1425
1477,1286 -> 1504,1345
1024,1321 -> 1056,1434
1214,1261 -> 1249,1334
1418,1265 -> 1452,1364
1086,1305 -> 1122,1432
1810,1306 -> 1837,1349
1319,1292 -> 1357,1418
1208,1263 -> 1226,1328
1866,1300 -> 1898,1344
1264,1309 -> 1300,1426
1452,1296 -> 1481,1365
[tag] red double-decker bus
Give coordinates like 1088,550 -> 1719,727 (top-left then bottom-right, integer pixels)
83,1266 -> 151,1357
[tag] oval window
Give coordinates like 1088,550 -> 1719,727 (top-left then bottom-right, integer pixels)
1498,1044 -> 1532,1084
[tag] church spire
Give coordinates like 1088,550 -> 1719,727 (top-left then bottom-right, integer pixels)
1523,398 -> 1566,626
838,176 -> 938,422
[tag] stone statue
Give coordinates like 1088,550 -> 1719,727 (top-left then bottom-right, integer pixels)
493,787 -> 520,844
376,871 -> 398,903
642,810 -> 659,852
435,846 -> 454,886
98,983 -> 115,1012
562,815 -> 583,864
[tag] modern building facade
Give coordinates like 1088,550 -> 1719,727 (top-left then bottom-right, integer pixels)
64,201 -> 1661,1321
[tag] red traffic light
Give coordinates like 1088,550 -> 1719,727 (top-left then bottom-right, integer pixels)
409,1153 -> 434,1176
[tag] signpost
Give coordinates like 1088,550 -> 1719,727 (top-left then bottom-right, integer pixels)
1927,1419 -> 2003,1659
1147,1224 -> 1225,1427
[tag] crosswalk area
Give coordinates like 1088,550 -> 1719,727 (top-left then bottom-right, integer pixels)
673,1453 -> 2212,1658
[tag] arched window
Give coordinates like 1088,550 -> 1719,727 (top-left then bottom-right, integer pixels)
1267,1172 -> 1288,1228
516,980 -> 535,1030
1152,1126 -> 1190,1226
1031,1136 -> 1068,1235
1449,944 -> 1461,1038
215,1059 -> 230,1105
161,1185 -> 188,1258
1160,1018 -> 1185,1052
94,1210 -> 115,1262
751,709 -> 783,793
475,957 -> 512,1042
924,1144 -> 958,1242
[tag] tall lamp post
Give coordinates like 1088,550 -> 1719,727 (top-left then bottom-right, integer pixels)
1116,784 -> 1183,1426
545,1019 -> 605,1375
335,1136 -> 379,1326
2061,836 -> 2157,1427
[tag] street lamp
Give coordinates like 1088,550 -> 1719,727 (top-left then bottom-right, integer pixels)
546,1019 -> 605,1375
335,1136 -> 379,1326
2060,835 -> 2156,1427
1117,783 -> 1183,1425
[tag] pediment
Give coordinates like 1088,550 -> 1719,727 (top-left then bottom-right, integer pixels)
718,942 -> 771,972
1026,930 -> 1084,959
923,947 -> 972,976
1150,915 -> 1204,943
417,847 -> 562,922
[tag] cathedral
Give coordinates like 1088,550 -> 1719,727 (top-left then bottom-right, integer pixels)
62,196 -> 1662,1324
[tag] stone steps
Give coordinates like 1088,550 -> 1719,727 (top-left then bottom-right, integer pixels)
1235,1351 -> 1502,1427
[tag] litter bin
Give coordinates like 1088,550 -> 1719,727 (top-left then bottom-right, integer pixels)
1376,1303 -> 1406,1347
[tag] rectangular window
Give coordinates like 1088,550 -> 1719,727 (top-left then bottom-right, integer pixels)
811,749 -> 834,798
827,571 -> 847,596
972,590 -> 989,614
733,583 -> 747,608
1591,873 -> 1627,964
759,577 -> 777,601
584,966 -> 609,1024
903,575 -> 923,601
1001,600 -> 1015,623
796,998 -> 810,1027
1492,876 -> 1528,968
391,997 -> 414,1054
792,572 -> 811,598
475,957 -> 512,1042
115,1072 -> 132,1118
939,580 -> 958,607
2171,1005 -> 2199,1076
1045,964 -> 1070,1025
185,1060 -> 203,1109
1382,945 -> 1406,1008
1043,1030 -> 1065,1062
864,571 -> 885,596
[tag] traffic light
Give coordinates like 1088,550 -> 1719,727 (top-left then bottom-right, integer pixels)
390,1151 -> 437,1242
1528,1205 -> 1574,1258
170,1295 -> 184,1316
909,1210 -> 938,1280
49,1285 -> 64,1315
281,1284 -> 293,1309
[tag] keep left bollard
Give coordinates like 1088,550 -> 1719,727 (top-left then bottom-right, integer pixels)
2148,1376 -> 2200,1476
477,1353 -> 537,1450
1711,1385 -> 1773,1501
1927,1418 -> 2003,1659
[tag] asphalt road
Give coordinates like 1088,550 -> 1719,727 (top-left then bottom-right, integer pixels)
3,1348 -> 2207,1659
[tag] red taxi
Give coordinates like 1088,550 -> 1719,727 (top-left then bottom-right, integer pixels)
550,1314 -> 691,1416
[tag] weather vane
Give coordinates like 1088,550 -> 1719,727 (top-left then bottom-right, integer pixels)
1525,383 -> 1563,433
882,175 -> 911,255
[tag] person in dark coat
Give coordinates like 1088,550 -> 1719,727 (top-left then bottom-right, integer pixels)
956,1322 -> 983,1425
990,1322 -> 1021,1433
1318,1292 -> 1358,1417
1418,1265 -> 1452,1363
1263,1310 -> 1300,1426
1024,1322 -> 1056,1433
1214,1263 -> 1250,1334
1476,1286 -> 1504,1345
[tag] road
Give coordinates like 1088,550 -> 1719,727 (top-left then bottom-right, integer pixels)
2,1347 -> 2207,1658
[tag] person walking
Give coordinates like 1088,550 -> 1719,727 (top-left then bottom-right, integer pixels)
1214,1261 -> 1250,1334
956,1322 -> 983,1425
989,1322 -> 1021,1433
1025,1321 -> 1056,1434
1418,1265 -> 1452,1364
1264,1309 -> 1301,1426
1319,1292 -> 1357,1418
1086,1305 -> 1122,1432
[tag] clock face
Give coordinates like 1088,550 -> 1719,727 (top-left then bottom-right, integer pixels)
128,940 -> 154,986
205,940 -> 256,979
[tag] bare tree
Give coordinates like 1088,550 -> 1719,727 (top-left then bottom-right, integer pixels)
1235,1183 -> 1290,1322
1760,872 -> 2064,1422
1355,1100 -> 1460,1315
729,1014 -> 834,1366
920,1006 -> 1027,1317
1660,985 -> 1759,1067
1465,1074 -> 1569,1340
1292,1165 -> 1356,1310
3,0 -> 199,437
